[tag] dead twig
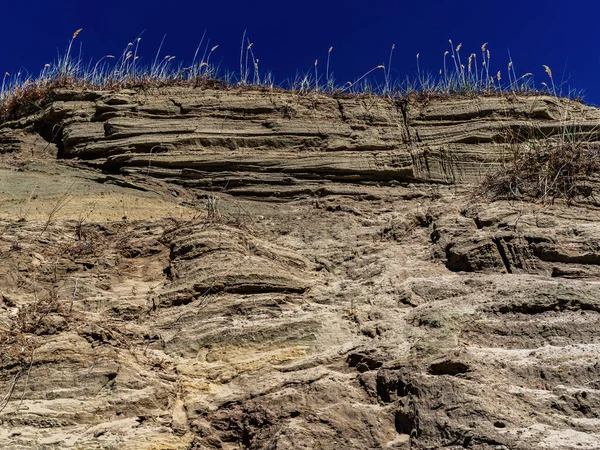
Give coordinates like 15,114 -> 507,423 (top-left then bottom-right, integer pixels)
0,370 -> 22,414
40,181 -> 76,236
16,349 -> 35,411
70,278 -> 78,313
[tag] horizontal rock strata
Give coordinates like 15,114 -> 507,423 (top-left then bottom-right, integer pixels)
0,87 -> 599,449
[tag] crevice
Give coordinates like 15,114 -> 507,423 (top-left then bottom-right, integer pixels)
347,352 -> 383,373
497,298 -> 600,315
34,121 -> 65,157
395,404 -> 419,437
473,216 -> 484,230
428,360 -> 470,376
493,237 -> 513,274
337,99 -> 348,122
396,98 -> 412,145
169,98 -> 184,115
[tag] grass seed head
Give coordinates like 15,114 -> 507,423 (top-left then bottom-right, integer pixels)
0,34 -> 569,121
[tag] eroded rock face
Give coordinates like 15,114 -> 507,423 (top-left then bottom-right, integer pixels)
0,87 -> 599,449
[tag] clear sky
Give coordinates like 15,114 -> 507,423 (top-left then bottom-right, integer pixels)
3,0 -> 600,104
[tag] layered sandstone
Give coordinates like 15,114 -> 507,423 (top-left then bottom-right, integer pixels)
0,87 -> 599,449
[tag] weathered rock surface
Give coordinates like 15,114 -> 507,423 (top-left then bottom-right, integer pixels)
0,87 -> 599,449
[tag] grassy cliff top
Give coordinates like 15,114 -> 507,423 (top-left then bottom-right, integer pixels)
1,32 -> 578,122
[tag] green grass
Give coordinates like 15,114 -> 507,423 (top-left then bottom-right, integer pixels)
0,31 -> 575,121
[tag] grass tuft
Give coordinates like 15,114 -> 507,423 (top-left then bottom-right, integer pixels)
0,32 -> 581,122
481,139 -> 600,203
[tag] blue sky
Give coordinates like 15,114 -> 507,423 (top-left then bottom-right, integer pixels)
3,0 -> 600,104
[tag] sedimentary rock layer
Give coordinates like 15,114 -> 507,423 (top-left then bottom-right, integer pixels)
0,87 -> 599,449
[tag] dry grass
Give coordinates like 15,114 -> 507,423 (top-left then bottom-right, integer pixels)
0,75 -> 232,122
0,31 -> 572,122
481,140 -> 600,203
0,283 -> 63,415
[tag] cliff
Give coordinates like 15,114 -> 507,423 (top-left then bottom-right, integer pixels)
0,86 -> 599,449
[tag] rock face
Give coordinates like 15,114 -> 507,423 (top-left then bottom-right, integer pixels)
0,87 -> 600,449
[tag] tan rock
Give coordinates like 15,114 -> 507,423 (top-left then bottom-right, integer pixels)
0,87 -> 599,449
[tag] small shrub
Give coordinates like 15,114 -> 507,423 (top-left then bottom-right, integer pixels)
481,140 -> 600,203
